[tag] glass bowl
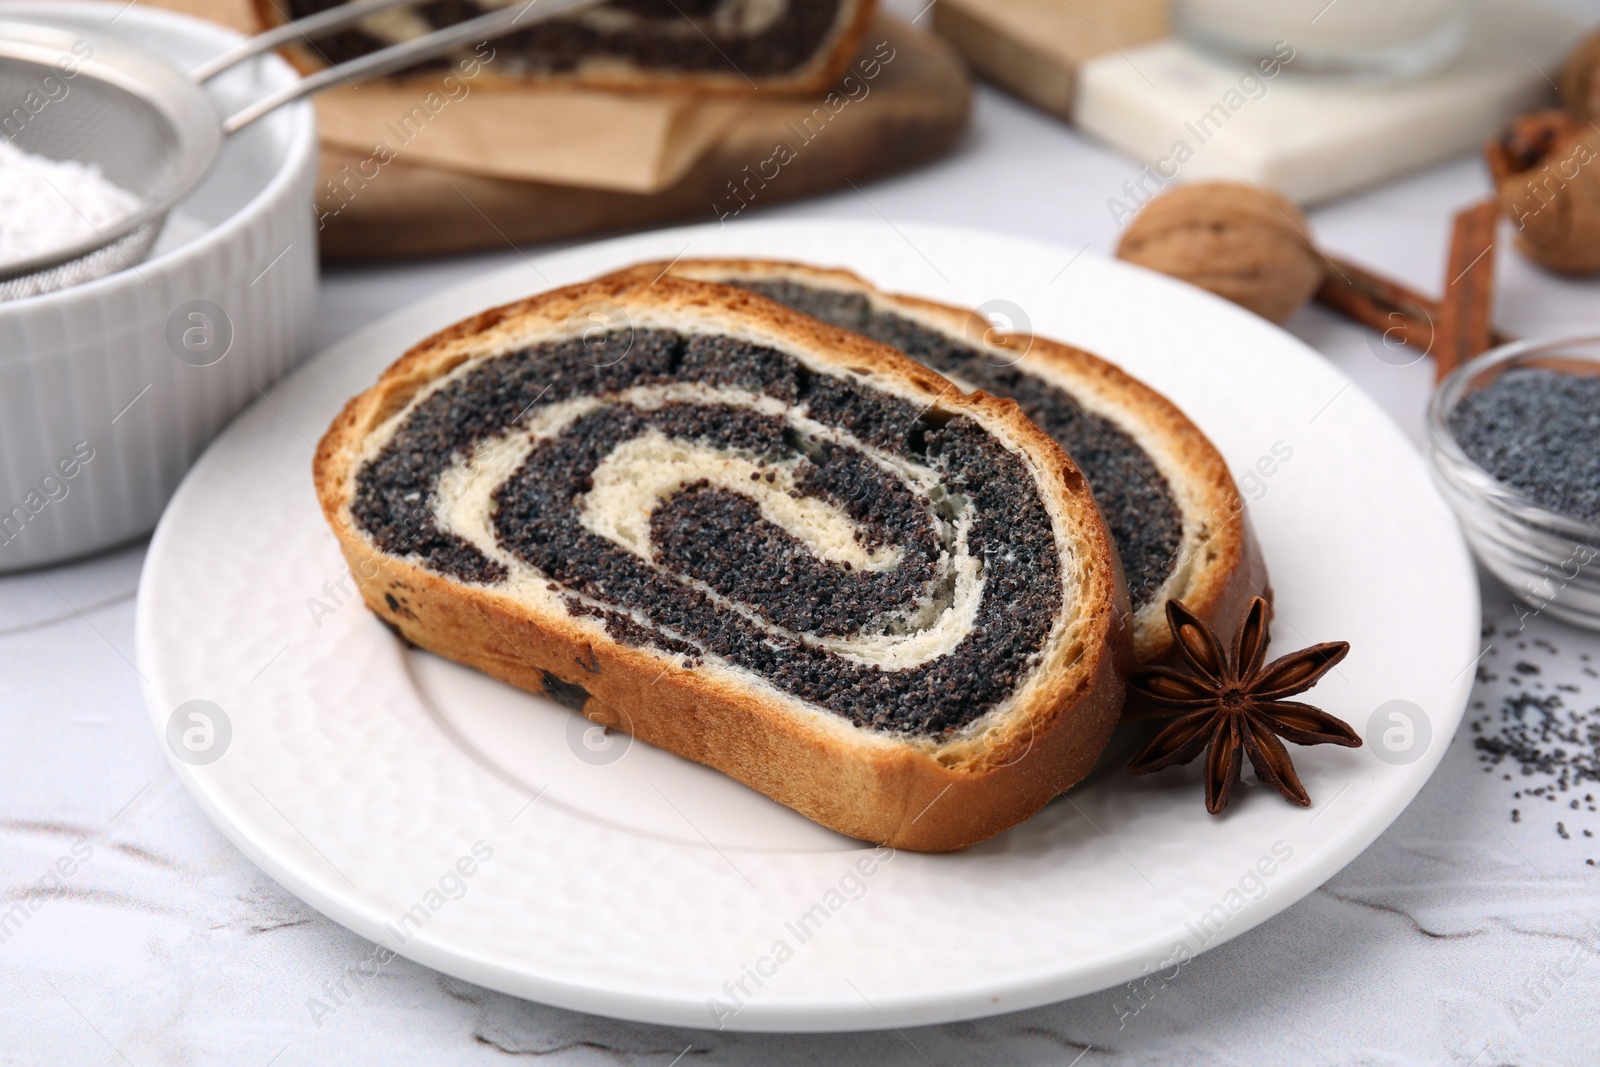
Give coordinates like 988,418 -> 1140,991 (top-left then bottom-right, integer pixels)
1171,0 -> 1468,81
1427,337 -> 1600,631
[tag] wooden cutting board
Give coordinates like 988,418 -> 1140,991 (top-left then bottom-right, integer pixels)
314,17 -> 968,260
934,0 -> 1580,205
933,0 -> 1167,120
148,2 -> 970,260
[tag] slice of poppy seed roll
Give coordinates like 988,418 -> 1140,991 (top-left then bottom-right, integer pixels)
260,0 -> 879,95
314,275 -> 1131,851
618,260 -> 1268,684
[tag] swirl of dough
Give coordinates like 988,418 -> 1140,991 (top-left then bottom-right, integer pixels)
351,328 -> 1065,736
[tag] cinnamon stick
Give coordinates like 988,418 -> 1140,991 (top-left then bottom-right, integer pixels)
1316,257 -> 1440,353
1316,255 -> 1513,357
1433,200 -> 1500,382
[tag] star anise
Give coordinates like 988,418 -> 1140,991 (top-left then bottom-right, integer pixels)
1128,597 -> 1361,814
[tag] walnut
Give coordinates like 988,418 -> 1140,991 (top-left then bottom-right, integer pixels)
1115,182 -> 1324,324
1561,29 -> 1600,121
1486,110 -> 1600,276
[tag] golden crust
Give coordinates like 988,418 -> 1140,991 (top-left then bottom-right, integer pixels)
608,259 -> 1270,691
314,273 -> 1130,851
252,0 -> 879,96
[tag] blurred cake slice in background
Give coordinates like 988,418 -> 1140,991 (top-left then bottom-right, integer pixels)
258,0 -> 878,94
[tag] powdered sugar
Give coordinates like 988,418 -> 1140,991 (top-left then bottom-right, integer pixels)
0,140 -> 143,268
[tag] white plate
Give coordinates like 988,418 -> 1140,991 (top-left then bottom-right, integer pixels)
136,220 -> 1479,1032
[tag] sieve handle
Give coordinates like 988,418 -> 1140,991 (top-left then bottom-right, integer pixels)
215,0 -> 605,134
190,0 -> 433,84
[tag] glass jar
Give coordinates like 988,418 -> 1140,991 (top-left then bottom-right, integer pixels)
1172,0 -> 1469,80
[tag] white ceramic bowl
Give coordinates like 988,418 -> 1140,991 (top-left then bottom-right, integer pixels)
0,1 -> 317,572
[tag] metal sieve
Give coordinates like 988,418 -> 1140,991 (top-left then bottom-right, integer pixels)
0,0 -> 599,302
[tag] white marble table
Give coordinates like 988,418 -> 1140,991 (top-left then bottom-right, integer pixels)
5,22 -> 1600,1064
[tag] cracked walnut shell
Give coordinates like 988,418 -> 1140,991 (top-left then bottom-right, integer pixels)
1561,28 -> 1600,121
1116,182 -> 1324,324
1486,110 -> 1600,276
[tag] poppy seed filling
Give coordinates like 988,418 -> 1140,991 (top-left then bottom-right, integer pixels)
284,0 -> 847,79
352,329 -> 1064,736
735,281 -> 1185,611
